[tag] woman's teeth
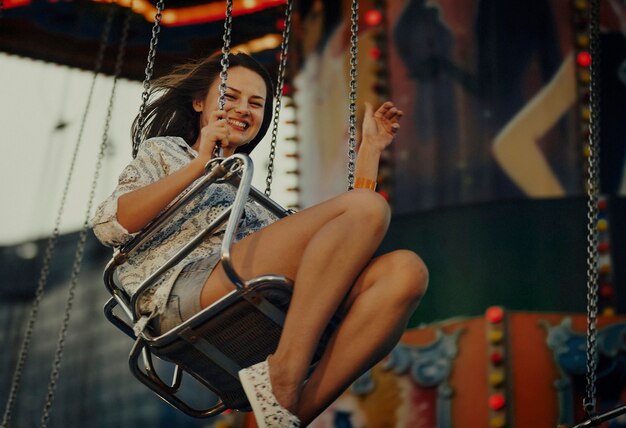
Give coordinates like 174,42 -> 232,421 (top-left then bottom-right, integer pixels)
228,119 -> 248,130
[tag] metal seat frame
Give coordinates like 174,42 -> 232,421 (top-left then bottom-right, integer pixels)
103,154 -> 335,418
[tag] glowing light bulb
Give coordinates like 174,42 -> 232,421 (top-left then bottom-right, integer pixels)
486,306 -> 504,323
365,10 -> 383,27
488,394 -> 506,410
577,51 -> 592,67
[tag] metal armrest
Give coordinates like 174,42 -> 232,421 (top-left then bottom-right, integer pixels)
103,154 -> 293,329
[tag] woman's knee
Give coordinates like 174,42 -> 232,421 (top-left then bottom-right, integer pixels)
387,250 -> 429,304
341,189 -> 391,232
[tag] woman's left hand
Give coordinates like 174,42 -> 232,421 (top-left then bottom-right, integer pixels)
361,101 -> 403,152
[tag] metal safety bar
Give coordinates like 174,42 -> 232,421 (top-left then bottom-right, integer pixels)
571,404 -> 626,428
103,154 -> 292,336
128,337 -> 226,418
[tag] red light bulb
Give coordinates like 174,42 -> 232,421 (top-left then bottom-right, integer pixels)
490,351 -> 504,365
369,47 -> 382,60
486,306 -> 504,323
365,10 -> 383,27
489,394 -> 506,410
600,286 -> 614,298
577,51 -> 592,67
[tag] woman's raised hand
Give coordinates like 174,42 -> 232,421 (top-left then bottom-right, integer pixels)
361,101 -> 403,153
197,110 -> 230,161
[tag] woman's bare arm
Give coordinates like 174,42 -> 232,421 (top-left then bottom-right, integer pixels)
354,101 -> 403,184
117,111 -> 227,233
116,158 -> 207,233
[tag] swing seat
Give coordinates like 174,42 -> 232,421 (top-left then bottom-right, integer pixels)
103,154 -> 338,418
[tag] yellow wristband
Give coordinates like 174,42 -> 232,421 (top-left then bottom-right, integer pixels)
354,177 -> 377,190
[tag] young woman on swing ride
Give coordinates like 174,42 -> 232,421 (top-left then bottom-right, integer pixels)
92,52 -> 428,427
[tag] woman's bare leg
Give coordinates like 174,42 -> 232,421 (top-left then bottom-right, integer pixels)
296,250 -> 428,425
201,189 -> 391,410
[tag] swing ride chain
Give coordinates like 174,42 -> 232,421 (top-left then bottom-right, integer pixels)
39,4 -> 134,427
213,0 -> 234,159
347,0 -> 359,191
218,0 -> 233,112
132,0 -> 165,158
0,6 -> 116,428
583,0 -> 601,418
265,0 -> 294,197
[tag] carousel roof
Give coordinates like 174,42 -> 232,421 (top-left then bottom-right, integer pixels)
0,0 -> 292,80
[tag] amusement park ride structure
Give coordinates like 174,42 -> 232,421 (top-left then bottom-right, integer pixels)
0,0 -> 625,427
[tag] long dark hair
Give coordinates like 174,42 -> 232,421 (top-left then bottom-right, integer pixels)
131,52 -> 274,157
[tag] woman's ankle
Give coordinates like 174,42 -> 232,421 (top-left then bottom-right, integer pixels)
267,354 -> 302,413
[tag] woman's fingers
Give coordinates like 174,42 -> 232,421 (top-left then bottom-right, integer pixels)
375,101 -> 392,117
199,113 -> 230,148
365,100 -> 403,137
390,110 -> 403,125
382,104 -> 402,120
364,101 -> 375,119
216,121 -> 229,135
375,102 -> 403,121
209,109 -> 227,123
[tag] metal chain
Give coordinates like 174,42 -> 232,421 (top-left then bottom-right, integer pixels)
213,0 -> 234,158
347,0 -> 359,190
583,0 -> 601,417
132,0 -> 165,158
218,0 -> 234,111
40,4 -> 133,426
264,0 -> 294,197
0,6 -> 116,428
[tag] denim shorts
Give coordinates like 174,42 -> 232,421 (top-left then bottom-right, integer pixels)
157,257 -> 217,334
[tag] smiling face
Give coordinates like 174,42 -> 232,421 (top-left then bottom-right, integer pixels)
193,66 -> 268,154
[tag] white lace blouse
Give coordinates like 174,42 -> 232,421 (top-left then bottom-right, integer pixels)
91,136 -> 278,330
